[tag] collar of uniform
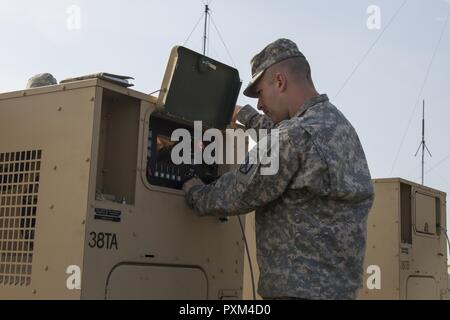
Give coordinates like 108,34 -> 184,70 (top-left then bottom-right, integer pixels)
293,94 -> 329,119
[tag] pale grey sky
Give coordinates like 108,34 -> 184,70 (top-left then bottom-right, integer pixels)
1,0 -> 450,255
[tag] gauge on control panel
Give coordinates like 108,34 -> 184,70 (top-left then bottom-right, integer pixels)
147,115 -> 219,190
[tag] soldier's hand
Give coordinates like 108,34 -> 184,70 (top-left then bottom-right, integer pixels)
182,177 -> 205,194
231,105 -> 242,124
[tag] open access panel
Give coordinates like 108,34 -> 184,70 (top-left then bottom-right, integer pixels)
0,47 -> 260,299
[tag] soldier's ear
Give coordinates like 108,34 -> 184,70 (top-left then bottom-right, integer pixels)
275,73 -> 287,92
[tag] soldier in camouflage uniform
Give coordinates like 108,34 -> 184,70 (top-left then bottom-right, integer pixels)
183,39 -> 374,300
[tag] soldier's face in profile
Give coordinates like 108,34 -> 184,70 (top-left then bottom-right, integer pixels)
255,72 -> 287,123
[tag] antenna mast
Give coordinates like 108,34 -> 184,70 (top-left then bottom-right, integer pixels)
414,100 -> 432,185
202,4 -> 210,56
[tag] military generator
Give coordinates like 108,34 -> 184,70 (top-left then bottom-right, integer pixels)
0,46 -> 259,299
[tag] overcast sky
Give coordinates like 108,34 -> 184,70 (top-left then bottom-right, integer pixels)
1,0 -> 449,259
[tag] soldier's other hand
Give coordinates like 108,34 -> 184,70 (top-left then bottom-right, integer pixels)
231,105 -> 242,124
182,177 -> 205,194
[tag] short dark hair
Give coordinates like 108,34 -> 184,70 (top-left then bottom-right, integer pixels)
272,57 -> 313,86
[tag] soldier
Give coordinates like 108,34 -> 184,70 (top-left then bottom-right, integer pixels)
26,73 -> 57,89
183,39 -> 374,300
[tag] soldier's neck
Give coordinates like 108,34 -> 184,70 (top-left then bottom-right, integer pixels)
288,87 -> 320,119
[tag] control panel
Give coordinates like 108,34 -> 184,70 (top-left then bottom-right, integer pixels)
146,115 -> 219,190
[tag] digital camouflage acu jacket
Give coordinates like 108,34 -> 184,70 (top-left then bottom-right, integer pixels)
186,94 -> 374,299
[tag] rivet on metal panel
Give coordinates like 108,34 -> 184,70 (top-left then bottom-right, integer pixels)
212,275 -> 215,280
220,269 -> 224,273
372,246 -> 376,249
45,266 -> 49,271
132,232 -> 137,238
49,205 -> 54,210
86,158 -> 90,162
235,269 -> 238,274
236,241 -> 240,246
53,165 -> 57,170
235,260 -> 238,265
32,290 -> 37,294
81,220 -> 85,225
57,107 -> 62,111
372,224 -> 376,228
175,257 -> 179,261
90,97 -> 95,102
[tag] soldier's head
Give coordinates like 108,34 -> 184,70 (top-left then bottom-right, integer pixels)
244,39 -> 317,123
26,73 -> 57,89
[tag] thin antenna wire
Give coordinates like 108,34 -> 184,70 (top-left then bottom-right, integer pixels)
148,88 -> 165,96
334,0 -> 408,100
414,100 -> 432,185
438,226 -> 450,257
426,153 -> 450,174
390,10 -> 450,176
438,175 -> 450,188
237,216 -> 256,300
183,12 -> 205,47
209,15 -> 237,67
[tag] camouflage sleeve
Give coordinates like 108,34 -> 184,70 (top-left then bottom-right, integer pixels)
237,104 -> 275,130
186,126 -> 299,216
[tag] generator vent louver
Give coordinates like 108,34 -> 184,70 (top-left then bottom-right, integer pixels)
0,150 -> 41,287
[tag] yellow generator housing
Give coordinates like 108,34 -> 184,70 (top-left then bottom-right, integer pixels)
0,47 -> 259,299
358,178 -> 448,300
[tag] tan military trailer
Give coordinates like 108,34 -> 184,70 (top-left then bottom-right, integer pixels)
0,46 -> 260,299
358,178 -> 448,300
